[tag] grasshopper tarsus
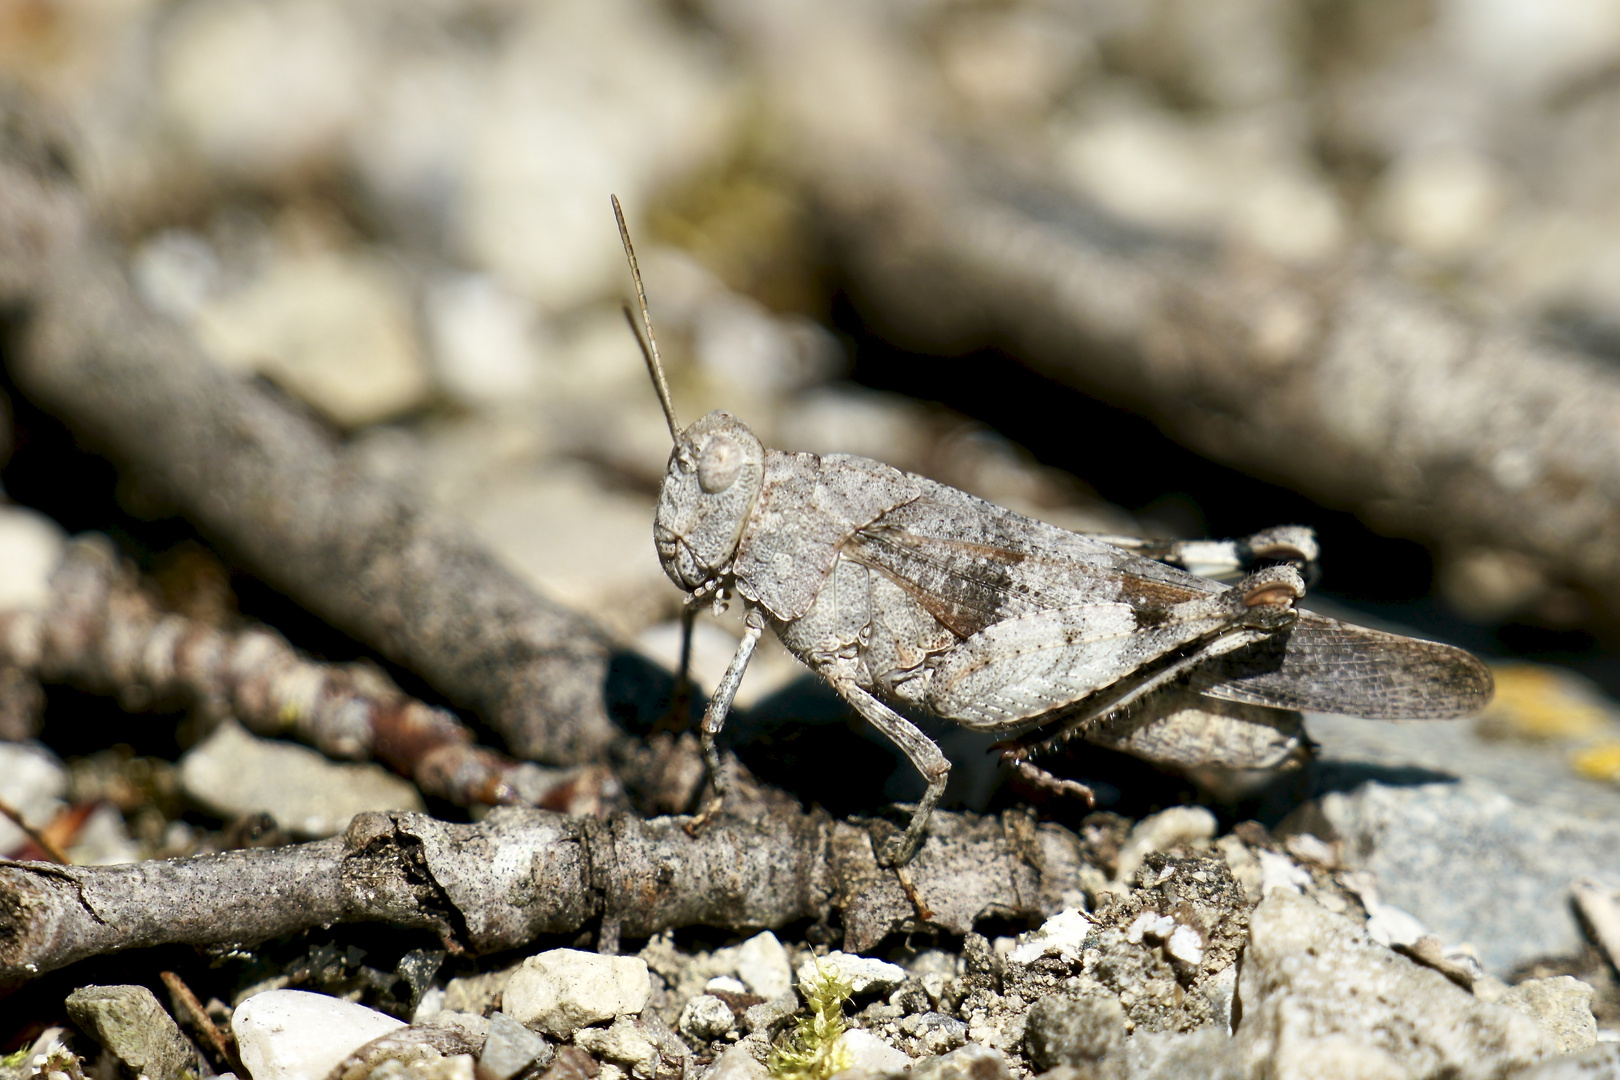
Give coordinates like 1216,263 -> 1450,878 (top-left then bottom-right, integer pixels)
1010,757 -> 1099,807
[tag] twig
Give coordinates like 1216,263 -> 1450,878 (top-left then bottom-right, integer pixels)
701,0 -> 1620,622
0,794 -> 68,865
159,970 -> 241,1075
1573,878 -> 1620,976
0,806 -> 1084,981
0,86 -> 622,765
0,536 -> 611,813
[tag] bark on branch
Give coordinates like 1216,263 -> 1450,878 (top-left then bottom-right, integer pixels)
0,535 -> 613,813
0,807 -> 1084,982
0,87 -> 622,764
703,0 -> 1620,621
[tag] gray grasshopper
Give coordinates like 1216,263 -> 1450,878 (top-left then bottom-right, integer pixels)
612,198 -> 1493,867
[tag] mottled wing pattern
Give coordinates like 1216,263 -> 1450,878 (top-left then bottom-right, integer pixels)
1187,611 -> 1493,719
846,486 -> 1218,639
850,483 -> 1489,723
921,603 -> 1140,729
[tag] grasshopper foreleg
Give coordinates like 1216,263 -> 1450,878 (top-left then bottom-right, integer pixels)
685,605 -> 764,835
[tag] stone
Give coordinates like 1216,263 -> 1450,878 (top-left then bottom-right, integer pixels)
180,720 -> 424,838
1373,144 -> 1506,261
65,985 -> 193,1080
831,1030 -> 909,1076
732,932 -> 794,999
159,0 -> 370,178
1008,909 -> 1091,965
1004,853 -> 1248,1036
327,1014 -> 487,1080
453,2 -> 735,311
1023,993 -> 1125,1069
896,1012 -> 968,1058
797,953 -> 907,997
1499,977 -> 1598,1055
233,990 -> 407,1080
539,1046 -> 601,1080
1320,780 -> 1620,976
0,505 -> 65,611
1110,806 -> 1217,888
908,1044 -> 1014,1080
370,1057 -> 475,1080
1510,1042 -> 1620,1079
679,996 -> 736,1042
195,246 -> 433,429
481,1012 -> 554,1080
572,1017 -> 660,1080
1115,1026 -> 1245,1080
1234,890 -> 1552,1077
443,966 -> 518,1016
503,950 -> 651,1038
0,741 -> 66,855
743,993 -> 800,1035
64,802 -> 140,865
704,1046 -> 769,1080
425,273 -> 543,407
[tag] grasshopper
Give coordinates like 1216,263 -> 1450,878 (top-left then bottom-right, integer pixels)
612,197 -> 1492,867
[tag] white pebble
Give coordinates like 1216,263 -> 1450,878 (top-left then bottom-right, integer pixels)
834,1030 -> 910,1074
0,507 -> 66,611
503,949 -> 650,1038
1165,924 -> 1205,966
795,952 -> 906,996
1008,909 -> 1092,964
232,990 -> 405,1080
732,932 -> 793,999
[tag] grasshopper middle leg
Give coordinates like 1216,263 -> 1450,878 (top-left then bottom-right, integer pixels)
827,670 -> 950,868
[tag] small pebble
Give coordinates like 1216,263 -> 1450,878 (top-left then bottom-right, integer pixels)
64,985 -> 193,1080
832,1030 -> 909,1075
797,953 -> 907,996
233,990 -> 406,1080
679,995 -> 736,1041
503,950 -> 650,1038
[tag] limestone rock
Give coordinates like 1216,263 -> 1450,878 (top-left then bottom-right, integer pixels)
797,953 -> 907,997
1321,780 -> 1620,976
503,950 -> 651,1038
1499,977 -> 1598,1056
65,985 -> 193,1080
233,990 -> 406,1080
179,720 -> 424,838
1023,993 -> 1125,1069
1234,890 -> 1552,1078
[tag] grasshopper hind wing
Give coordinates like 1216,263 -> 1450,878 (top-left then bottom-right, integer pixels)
1187,612 -> 1493,720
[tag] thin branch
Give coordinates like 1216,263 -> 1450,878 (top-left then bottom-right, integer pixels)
700,0 -> 1620,622
0,536 -> 611,813
0,86 -> 623,765
0,806 -> 1084,981
0,795 -> 68,865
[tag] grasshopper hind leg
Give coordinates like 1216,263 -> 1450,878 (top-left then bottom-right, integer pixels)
826,671 -> 950,868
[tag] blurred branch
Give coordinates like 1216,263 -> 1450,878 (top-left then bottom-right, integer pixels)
0,805 -> 1083,981
705,0 -> 1620,622
0,535 -> 611,813
0,87 -> 622,765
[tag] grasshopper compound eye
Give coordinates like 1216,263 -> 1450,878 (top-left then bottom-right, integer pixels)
698,434 -> 743,493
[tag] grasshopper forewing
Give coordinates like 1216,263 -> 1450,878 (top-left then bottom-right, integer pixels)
612,196 -> 1493,868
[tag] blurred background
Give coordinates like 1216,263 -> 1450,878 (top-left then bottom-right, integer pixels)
6,0 -> 1620,826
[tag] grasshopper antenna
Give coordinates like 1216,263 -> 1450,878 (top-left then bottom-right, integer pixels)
613,194 -> 681,442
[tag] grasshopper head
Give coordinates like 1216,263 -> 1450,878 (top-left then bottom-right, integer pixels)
654,410 -> 765,592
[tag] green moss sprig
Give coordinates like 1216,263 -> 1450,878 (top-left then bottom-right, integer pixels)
768,962 -> 856,1080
